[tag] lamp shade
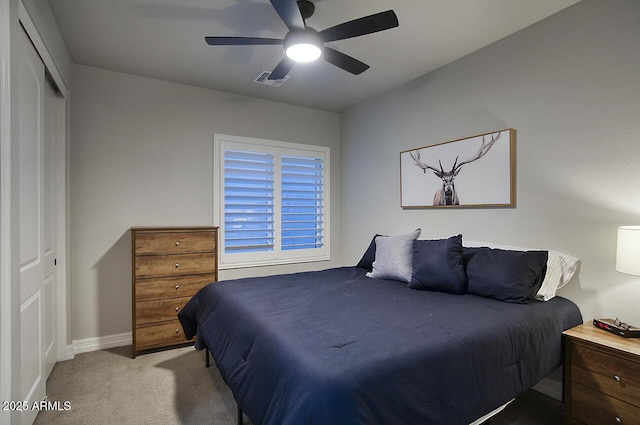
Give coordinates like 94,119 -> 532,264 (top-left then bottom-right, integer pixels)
616,226 -> 640,276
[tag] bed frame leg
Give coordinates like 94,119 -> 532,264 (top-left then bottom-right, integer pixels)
204,345 -> 241,424
237,405 -> 243,425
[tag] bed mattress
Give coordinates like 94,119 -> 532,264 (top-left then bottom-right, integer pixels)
179,266 -> 582,425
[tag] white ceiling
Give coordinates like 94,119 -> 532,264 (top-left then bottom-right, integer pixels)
47,0 -> 581,112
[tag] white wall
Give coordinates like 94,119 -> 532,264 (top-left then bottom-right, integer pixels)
341,0 -> 640,326
70,65 -> 340,341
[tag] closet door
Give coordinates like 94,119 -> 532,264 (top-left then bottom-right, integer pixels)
18,27 -> 47,425
43,76 -> 59,379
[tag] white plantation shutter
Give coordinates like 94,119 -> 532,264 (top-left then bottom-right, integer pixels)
281,155 -> 324,250
223,150 -> 275,253
215,135 -> 330,268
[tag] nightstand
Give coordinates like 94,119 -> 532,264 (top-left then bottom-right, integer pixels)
563,323 -> 640,425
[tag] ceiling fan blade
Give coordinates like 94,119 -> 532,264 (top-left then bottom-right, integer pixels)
205,37 -> 284,46
268,57 -> 296,80
320,10 -> 399,42
322,47 -> 369,75
270,0 -> 305,31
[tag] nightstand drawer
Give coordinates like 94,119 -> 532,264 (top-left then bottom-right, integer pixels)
136,320 -> 191,349
135,252 -> 216,278
572,344 -> 640,406
572,382 -> 640,425
135,273 -> 215,301
136,296 -> 192,324
134,230 -> 216,255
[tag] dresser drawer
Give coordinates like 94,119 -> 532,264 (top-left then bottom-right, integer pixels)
135,252 -> 215,279
136,296 -> 192,324
135,273 -> 215,301
134,231 -> 215,255
572,382 -> 640,425
572,343 -> 640,406
136,320 -> 191,349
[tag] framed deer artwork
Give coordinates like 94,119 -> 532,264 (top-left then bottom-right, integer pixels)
400,129 -> 515,208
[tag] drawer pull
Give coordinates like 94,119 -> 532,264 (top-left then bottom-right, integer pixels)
615,416 -> 621,423
175,329 -> 180,334
175,307 -> 180,311
175,263 -> 180,268
175,285 -> 180,290
175,241 -> 180,246
614,374 -> 621,382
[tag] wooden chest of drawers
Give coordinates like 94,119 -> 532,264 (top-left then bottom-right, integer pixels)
131,227 -> 218,358
563,323 -> 640,425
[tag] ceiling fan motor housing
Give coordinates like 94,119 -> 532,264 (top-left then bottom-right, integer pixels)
297,0 -> 315,20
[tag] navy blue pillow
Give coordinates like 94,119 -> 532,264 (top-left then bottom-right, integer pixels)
464,247 -> 548,303
408,235 -> 467,294
356,234 -> 383,271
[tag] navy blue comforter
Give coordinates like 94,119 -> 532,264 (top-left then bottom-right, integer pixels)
179,267 -> 582,425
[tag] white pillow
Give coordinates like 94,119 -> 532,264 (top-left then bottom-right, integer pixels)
366,229 -> 421,283
463,241 -> 580,301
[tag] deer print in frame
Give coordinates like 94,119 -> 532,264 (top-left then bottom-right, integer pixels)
400,129 -> 514,208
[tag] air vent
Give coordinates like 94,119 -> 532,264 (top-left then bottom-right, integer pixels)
253,71 -> 289,87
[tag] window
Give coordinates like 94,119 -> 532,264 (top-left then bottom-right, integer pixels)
214,134 -> 330,268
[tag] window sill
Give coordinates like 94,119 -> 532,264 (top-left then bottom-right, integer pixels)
219,255 -> 331,270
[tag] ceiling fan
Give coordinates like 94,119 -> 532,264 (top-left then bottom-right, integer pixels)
205,0 -> 399,80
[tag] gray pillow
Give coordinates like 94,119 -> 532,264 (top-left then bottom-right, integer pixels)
366,229 -> 421,283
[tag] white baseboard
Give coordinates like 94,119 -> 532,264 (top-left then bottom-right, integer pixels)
60,344 -> 75,361
72,332 -> 132,355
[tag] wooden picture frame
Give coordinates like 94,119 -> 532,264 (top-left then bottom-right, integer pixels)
400,129 -> 515,208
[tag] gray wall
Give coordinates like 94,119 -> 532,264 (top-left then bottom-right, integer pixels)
341,0 -> 640,326
70,65 -> 341,341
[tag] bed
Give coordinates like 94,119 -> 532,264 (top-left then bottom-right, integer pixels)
178,234 -> 583,425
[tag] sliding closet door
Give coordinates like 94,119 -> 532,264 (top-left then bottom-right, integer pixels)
18,27 -> 47,425
43,76 -> 60,379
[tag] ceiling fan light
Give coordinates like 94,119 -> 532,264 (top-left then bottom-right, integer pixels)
284,30 -> 322,63
286,43 -> 321,62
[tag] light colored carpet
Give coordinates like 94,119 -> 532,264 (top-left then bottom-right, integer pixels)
34,345 -> 563,425
34,345 -> 244,425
